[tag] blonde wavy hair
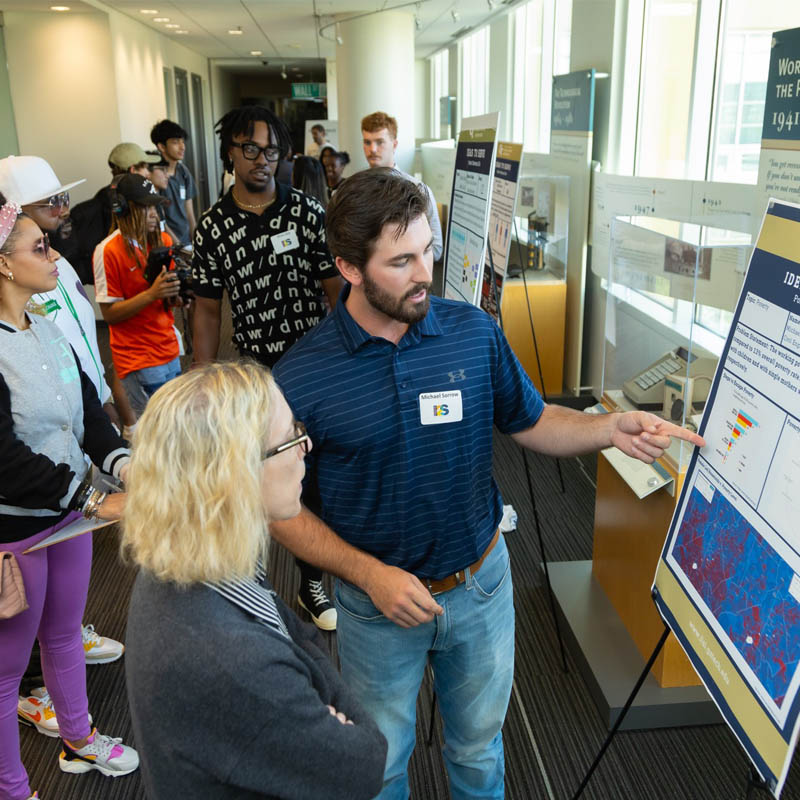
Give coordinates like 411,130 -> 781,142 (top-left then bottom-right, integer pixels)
122,361 -> 277,585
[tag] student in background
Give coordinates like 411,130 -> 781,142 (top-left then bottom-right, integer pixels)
149,119 -> 197,247
292,156 -> 328,209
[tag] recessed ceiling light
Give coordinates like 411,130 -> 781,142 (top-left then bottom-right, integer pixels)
250,50 -> 263,56
153,17 -> 169,22
228,26 -> 243,35
175,30 -> 188,34
165,23 -> 179,28
291,67 -> 300,71
140,9 -> 159,14
50,5 -> 70,9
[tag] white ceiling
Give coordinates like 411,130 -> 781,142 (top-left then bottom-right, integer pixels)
43,0 -> 515,62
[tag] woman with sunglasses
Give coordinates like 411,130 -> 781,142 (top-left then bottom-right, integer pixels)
94,173 -> 187,418
0,196 -> 139,800
123,361 -> 387,799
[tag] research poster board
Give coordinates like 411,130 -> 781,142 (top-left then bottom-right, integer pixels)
756,27 -> 800,217
443,112 -> 499,305
653,199 -> 800,798
304,119 -> 338,156
480,142 -> 522,322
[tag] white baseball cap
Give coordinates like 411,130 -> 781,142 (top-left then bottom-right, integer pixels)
0,155 -> 86,206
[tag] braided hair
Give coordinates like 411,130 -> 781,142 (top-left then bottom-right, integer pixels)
215,106 -> 293,172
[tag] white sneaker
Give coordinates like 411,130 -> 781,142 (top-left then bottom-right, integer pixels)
82,624 -> 124,664
59,728 -> 139,777
18,688 -> 92,738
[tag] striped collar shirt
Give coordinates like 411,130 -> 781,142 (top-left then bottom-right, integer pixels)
204,561 -> 290,639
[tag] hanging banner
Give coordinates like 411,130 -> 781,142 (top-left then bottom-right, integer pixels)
480,141 -> 522,322
443,112 -> 499,305
756,27 -> 800,218
653,199 -> 800,798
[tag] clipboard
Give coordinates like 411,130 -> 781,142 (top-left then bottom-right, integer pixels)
23,517 -> 116,554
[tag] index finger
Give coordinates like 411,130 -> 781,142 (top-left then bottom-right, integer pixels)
654,420 -> 706,448
408,576 -> 444,616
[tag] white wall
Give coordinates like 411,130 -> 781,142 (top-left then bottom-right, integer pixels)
4,11 -> 122,203
325,59 -> 338,120
488,15 -> 512,141
414,58 -> 429,140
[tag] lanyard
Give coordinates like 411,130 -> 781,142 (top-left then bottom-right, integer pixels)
35,278 -> 105,392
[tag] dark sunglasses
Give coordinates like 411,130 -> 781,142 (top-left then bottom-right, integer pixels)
231,142 -> 282,163
30,192 -> 70,212
262,422 -> 310,460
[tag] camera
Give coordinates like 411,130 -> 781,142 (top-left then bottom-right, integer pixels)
144,245 -> 193,304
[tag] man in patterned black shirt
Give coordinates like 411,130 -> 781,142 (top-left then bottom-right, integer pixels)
191,105 -> 342,369
191,105 -> 343,629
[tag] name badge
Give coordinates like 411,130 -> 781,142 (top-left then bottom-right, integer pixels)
43,299 -> 61,315
419,390 -> 463,425
179,186 -> 186,200
271,229 -> 299,254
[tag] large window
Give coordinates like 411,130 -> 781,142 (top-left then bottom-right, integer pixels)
430,49 -> 450,138
460,27 -> 489,120
633,0 -> 800,182
510,0 -> 572,152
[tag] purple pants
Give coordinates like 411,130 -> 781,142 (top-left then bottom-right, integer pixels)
0,514 -> 93,800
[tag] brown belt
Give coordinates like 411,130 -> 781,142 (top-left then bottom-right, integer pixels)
423,529 -> 500,596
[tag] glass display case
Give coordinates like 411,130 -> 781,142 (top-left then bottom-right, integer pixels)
601,215 -> 752,472
511,172 -> 570,284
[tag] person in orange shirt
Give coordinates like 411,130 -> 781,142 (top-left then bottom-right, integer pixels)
93,174 -> 186,415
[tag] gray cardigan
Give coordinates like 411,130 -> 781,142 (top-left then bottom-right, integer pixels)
126,571 -> 387,799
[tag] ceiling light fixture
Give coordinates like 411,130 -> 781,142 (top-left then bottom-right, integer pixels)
414,15 -> 421,29
165,23 -> 179,28
175,29 -> 188,34
280,66 -> 288,79
451,9 -> 460,22
250,50 -> 263,56
487,0 -> 497,8
153,17 -> 169,22
228,26 -> 243,35
50,5 -> 70,9
140,9 -> 159,14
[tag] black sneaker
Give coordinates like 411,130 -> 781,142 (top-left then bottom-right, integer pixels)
298,579 -> 337,631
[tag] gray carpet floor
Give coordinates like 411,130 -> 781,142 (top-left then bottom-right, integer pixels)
17,300 -> 800,799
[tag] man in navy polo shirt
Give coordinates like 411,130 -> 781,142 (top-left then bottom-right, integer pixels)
271,169 -> 704,800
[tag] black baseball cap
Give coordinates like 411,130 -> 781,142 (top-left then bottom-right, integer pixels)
115,174 -> 166,205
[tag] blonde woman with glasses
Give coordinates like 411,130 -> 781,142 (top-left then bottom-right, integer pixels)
122,361 -> 387,799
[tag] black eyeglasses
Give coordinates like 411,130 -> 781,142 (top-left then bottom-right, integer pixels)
30,192 -> 70,212
262,422 -> 310,460
231,142 -> 282,163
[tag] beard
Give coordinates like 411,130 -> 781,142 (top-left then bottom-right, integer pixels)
362,272 -> 432,324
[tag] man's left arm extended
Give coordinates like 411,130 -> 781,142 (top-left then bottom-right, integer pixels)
511,404 -> 705,463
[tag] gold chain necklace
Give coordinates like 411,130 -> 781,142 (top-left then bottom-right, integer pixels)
233,189 -> 272,210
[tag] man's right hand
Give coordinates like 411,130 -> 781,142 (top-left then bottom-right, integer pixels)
364,564 -> 444,628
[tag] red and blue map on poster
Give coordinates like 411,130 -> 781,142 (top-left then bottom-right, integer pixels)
654,199 -> 800,798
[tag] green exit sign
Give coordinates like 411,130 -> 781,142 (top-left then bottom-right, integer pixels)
291,82 -> 327,99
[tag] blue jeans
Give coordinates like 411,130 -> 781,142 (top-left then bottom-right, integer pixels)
121,356 -> 181,415
334,534 -> 514,800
